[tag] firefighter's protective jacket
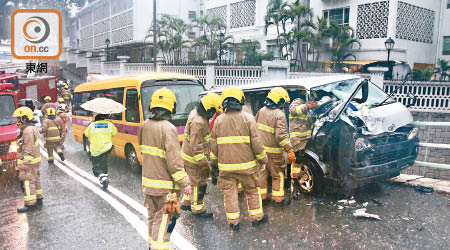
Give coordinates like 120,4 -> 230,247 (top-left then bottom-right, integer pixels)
41,117 -> 63,143
289,98 -> 313,151
17,125 -> 41,166
41,103 -> 58,115
84,120 -> 118,157
255,106 -> 292,159
138,119 -> 190,196
61,89 -> 71,100
210,110 -> 267,176
182,109 -> 210,167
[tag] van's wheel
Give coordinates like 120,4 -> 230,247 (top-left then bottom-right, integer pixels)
297,157 -> 323,194
83,136 -> 90,155
125,145 -> 140,173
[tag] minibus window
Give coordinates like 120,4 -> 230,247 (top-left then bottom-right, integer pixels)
125,89 -> 140,123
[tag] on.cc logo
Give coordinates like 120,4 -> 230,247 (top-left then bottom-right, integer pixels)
23,16 -> 51,44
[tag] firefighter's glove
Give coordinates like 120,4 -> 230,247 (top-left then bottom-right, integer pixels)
306,101 -> 318,109
201,164 -> 210,177
183,185 -> 193,196
164,193 -> 182,218
210,165 -> 219,185
287,149 -> 296,164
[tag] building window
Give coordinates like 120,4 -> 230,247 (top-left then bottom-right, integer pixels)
323,7 -> 350,25
443,36 -> 450,55
448,0 -> 450,8
188,11 -> 196,20
187,31 -> 196,39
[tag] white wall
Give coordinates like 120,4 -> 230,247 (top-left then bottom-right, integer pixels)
438,0 -> 450,61
311,0 -> 441,71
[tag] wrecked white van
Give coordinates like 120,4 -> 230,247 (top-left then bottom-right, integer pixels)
208,75 -> 419,195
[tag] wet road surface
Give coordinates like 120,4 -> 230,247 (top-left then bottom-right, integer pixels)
1,122 -> 449,250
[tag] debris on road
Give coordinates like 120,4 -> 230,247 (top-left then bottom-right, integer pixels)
414,186 -> 434,193
390,174 -> 450,194
353,208 -> 381,220
371,199 -> 384,206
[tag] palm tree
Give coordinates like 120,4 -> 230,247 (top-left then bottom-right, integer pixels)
287,0 -> 314,70
413,66 -> 435,81
435,59 -> 450,81
264,0 -> 290,58
327,21 -> 361,72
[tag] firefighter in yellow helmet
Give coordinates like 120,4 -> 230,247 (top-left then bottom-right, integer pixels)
289,89 -> 318,199
41,107 -> 64,163
41,96 -> 57,116
61,84 -> 72,110
84,112 -> 118,190
13,107 -> 42,212
180,93 -> 222,218
210,86 -> 268,231
255,87 -> 296,206
138,87 -> 192,250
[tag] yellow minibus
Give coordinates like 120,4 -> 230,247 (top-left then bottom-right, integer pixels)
72,72 -> 205,171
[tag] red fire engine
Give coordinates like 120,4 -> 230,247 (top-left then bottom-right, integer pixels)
0,82 -> 19,172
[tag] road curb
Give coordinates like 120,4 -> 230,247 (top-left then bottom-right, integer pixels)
390,174 -> 450,194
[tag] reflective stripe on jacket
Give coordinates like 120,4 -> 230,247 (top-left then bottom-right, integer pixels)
210,109 -> 267,175
289,98 -> 313,151
84,120 -> 117,157
18,125 -> 41,167
138,119 -> 189,196
41,117 -> 63,143
182,109 -> 210,167
255,106 -> 292,159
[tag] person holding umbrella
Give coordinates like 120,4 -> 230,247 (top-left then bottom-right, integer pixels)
81,98 -> 123,190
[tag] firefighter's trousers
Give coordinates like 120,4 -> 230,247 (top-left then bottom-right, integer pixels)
144,192 -> 180,250
218,173 -> 264,225
18,164 -> 37,206
182,166 -> 207,214
258,158 -> 286,202
32,165 -> 43,199
45,142 -> 62,162
91,149 -> 111,177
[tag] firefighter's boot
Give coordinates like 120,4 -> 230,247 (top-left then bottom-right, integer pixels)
58,152 -> 65,161
194,210 -> 213,218
252,215 -> 268,227
273,197 -> 291,206
229,223 -> 240,231
17,205 -> 34,213
36,198 -> 43,206
99,174 -> 109,190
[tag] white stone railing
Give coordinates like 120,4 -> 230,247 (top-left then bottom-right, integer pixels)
103,61 -> 121,75
289,71 -> 370,79
160,65 -> 207,85
124,63 -> 154,75
214,66 -> 263,87
384,80 -> 450,113
87,57 -> 101,74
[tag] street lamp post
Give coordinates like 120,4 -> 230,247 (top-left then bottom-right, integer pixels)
384,37 -> 395,79
105,38 -> 111,61
218,32 -> 224,66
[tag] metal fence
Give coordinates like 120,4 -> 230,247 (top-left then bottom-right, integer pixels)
384,81 -> 450,113
214,66 -> 263,87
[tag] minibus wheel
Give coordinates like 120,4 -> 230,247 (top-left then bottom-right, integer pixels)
125,145 -> 141,173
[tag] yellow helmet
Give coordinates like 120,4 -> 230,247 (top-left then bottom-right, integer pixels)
201,93 -> 223,113
58,98 -> 64,103
267,87 -> 290,106
44,96 -> 52,102
64,84 -> 69,89
13,107 -> 34,122
150,87 -> 177,113
221,86 -> 245,105
46,107 -> 57,116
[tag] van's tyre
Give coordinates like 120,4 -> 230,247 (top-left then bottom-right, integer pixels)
297,157 -> 323,195
83,137 -> 90,155
125,145 -> 141,173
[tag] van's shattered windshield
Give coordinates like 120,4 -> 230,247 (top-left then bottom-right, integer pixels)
311,78 -> 396,115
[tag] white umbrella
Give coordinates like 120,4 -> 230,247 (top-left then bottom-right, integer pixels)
81,97 -> 126,114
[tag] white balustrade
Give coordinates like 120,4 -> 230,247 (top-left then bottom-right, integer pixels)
384,81 -> 450,113
289,72 -> 370,79
124,63 -> 154,74
103,61 -> 121,75
214,66 -> 263,87
160,65 -> 207,85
